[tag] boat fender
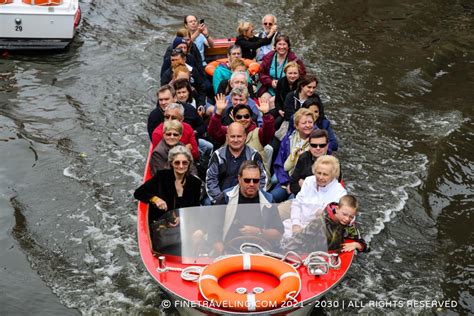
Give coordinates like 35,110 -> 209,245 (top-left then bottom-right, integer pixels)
205,58 -> 260,77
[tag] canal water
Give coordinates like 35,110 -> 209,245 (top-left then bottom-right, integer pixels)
0,0 -> 472,314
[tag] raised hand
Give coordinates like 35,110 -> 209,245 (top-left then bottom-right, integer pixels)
197,105 -> 205,117
270,24 -> 278,35
258,96 -> 270,114
214,93 -> 227,115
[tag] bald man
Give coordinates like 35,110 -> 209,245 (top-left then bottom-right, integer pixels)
205,122 -> 267,204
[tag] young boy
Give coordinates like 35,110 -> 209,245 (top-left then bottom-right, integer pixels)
282,194 -> 368,253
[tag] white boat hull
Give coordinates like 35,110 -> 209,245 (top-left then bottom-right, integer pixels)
0,0 -> 80,49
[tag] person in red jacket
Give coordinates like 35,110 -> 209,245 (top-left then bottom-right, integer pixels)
151,103 -> 199,160
208,94 -> 274,147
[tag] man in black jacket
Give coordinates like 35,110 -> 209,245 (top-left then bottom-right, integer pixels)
289,129 -> 331,195
160,49 -> 206,106
147,84 -> 206,141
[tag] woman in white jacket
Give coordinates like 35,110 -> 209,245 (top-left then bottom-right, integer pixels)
283,155 -> 346,238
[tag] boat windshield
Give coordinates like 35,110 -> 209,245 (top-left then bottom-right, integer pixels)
149,202 -> 330,262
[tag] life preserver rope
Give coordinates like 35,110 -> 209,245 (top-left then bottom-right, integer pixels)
303,251 -> 341,276
198,254 -> 301,312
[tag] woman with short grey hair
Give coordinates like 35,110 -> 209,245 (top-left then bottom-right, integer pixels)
134,145 -> 201,218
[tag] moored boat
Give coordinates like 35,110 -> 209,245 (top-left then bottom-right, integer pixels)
0,0 -> 80,50
137,145 -> 356,315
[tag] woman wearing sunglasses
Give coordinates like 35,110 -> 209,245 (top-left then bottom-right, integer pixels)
208,94 -> 275,177
134,145 -> 202,218
150,120 -> 198,177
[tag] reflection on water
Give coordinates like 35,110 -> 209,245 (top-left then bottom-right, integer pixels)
0,0 -> 473,314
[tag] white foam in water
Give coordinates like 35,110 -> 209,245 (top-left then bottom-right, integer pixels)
365,175 -> 424,243
412,110 -> 463,138
124,169 -> 143,185
142,68 -> 159,84
93,264 -> 122,277
63,166 -> 87,181
435,70 -> 449,78
399,68 -> 433,96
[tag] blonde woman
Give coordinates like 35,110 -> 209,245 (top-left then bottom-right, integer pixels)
285,155 -> 347,237
235,21 -> 277,60
150,120 -> 183,176
271,108 -> 314,202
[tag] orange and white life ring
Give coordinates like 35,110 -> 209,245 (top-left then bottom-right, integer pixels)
22,0 -> 61,6
199,254 -> 301,312
205,58 -> 260,77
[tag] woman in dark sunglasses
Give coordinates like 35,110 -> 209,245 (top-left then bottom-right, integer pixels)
207,94 -> 275,180
150,120 -> 197,176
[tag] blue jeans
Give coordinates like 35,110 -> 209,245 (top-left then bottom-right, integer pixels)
198,138 -> 214,166
270,185 -> 290,203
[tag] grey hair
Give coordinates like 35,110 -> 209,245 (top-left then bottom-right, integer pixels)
166,102 -> 184,117
261,14 -> 277,24
230,71 -> 249,84
168,145 -> 193,165
230,86 -> 249,98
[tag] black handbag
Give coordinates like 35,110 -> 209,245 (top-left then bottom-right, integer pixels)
150,211 -> 181,254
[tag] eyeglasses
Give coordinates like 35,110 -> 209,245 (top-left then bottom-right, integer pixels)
310,143 -> 327,148
242,178 -> 260,184
235,114 -> 251,120
172,48 -> 184,54
165,132 -> 180,137
263,22 -> 273,26
173,160 -> 189,166
164,115 -> 179,120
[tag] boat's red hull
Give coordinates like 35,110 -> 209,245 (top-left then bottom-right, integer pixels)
137,145 -> 355,314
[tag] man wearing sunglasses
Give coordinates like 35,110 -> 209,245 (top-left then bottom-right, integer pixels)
208,95 -> 274,185
289,129 -> 336,196
211,160 -> 283,254
205,123 -> 266,205
256,14 -> 280,62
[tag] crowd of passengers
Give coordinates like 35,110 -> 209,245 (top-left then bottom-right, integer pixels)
135,14 -> 368,253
